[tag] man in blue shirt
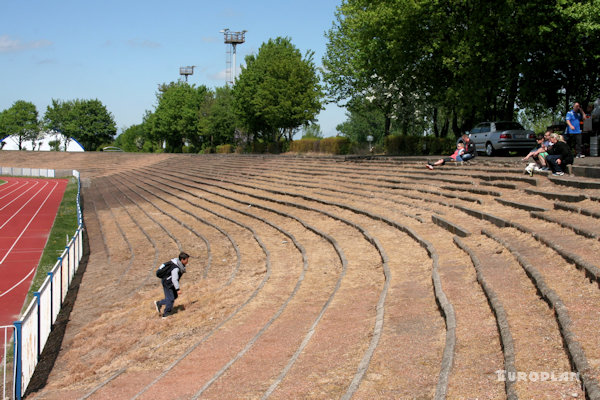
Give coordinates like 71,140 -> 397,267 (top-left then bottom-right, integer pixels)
566,102 -> 586,158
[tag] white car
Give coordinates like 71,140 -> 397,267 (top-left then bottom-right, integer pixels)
468,121 -> 536,156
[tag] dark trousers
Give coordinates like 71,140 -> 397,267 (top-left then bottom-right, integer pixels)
158,280 -> 178,315
567,133 -> 582,155
546,155 -> 564,173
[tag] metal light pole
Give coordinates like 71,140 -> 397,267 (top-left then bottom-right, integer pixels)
179,66 -> 195,82
367,135 -> 374,153
220,28 -> 246,85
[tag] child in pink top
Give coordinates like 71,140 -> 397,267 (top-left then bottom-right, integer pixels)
426,142 -> 465,170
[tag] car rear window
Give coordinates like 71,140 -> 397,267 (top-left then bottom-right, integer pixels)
495,122 -> 524,131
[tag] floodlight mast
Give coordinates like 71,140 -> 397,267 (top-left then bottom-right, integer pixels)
221,29 -> 246,85
179,66 -> 195,82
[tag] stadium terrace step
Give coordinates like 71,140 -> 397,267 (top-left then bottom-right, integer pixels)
495,198 -> 548,212
523,188 -> 587,202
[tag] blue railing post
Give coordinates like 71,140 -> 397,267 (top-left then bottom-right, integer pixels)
13,320 -> 22,400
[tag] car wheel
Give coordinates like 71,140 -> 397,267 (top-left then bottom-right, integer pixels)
485,143 -> 494,156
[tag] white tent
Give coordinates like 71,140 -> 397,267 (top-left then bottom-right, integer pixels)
0,132 -> 85,152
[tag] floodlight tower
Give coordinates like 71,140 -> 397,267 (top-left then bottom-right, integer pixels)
179,66 -> 195,82
220,28 -> 246,85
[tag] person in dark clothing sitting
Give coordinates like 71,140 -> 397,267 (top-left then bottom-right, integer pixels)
457,134 -> 476,162
545,133 -> 573,176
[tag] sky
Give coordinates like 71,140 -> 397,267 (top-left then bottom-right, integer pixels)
0,0 -> 347,138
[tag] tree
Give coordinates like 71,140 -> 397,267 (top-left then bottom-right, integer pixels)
301,123 -> 324,139
114,123 -> 147,152
44,99 -> 73,149
44,99 -> 116,151
72,99 -> 117,150
324,0 -> 600,137
205,85 -> 237,148
233,37 -> 324,144
0,101 -> 40,150
323,1 -> 423,137
336,97 -> 387,144
149,82 -> 211,152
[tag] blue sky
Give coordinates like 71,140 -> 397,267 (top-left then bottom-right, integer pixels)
0,0 -> 347,138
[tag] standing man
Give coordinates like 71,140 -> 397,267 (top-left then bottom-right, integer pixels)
566,102 -> 586,158
154,252 -> 190,318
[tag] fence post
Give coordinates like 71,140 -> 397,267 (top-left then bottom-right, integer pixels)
13,321 -> 22,400
34,292 -> 41,361
58,257 -> 63,302
47,272 -> 54,327
73,230 -> 78,269
65,245 -> 70,285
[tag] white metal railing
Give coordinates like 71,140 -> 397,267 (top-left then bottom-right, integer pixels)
1,325 -> 16,400
0,168 -> 82,399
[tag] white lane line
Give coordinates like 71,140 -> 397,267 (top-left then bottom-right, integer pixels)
0,180 -> 20,196
0,181 -> 40,210
0,181 -> 49,231
0,180 -> 29,199
0,181 -> 59,265
0,267 -> 35,298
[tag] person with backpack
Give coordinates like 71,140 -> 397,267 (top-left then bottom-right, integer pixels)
154,252 -> 190,318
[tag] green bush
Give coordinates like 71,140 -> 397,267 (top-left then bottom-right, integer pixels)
290,138 -> 319,153
251,142 -> 266,153
385,135 -> 456,155
319,137 -> 352,155
267,141 -> 282,154
216,144 -> 234,153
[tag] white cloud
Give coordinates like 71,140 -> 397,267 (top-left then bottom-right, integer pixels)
208,69 -> 228,81
0,35 -> 52,53
126,39 -> 161,49
202,36 -> 220,44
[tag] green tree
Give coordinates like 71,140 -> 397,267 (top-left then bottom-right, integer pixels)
205,85 -> 237,148
233,37 -> 324,144
44,99 -> 73,149
301,123 -> 324,139
114,123 -> 148,152
324,0 -> 600,137
0,101 -> 40,150
336,98 -> 387,144
323,1 -> 422,137
150,82 -> 211,152
44,99 -> 116,151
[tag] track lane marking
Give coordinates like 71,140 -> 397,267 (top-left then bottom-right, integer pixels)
0,180 -> 59,265
0,180 -> 40,210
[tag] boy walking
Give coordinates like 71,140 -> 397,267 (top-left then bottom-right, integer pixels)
154,252 -> 190,318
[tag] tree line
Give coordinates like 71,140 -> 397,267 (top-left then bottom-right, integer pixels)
0,37 -> 323,153
2,1 -> 599,152
325,0 -> 600,144
0,99 -> 116,151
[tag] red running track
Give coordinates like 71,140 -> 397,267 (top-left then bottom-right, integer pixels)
0,177 -> 67,328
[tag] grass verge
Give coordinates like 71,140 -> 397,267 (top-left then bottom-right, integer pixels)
23,177 -> 80,306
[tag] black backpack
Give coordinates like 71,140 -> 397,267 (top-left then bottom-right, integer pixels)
156,261 -> 176,279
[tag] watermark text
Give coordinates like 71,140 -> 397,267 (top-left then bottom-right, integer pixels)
496,370 -> 580,382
